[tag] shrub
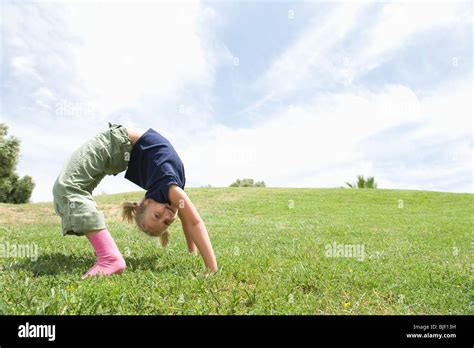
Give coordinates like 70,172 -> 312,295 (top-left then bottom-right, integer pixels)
230,178 -> 266,187
0,123 -> 35,203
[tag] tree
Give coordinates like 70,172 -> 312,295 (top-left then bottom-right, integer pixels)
0,123 -> 35,203
345,175 -> 377,189
230,178 -> 266,187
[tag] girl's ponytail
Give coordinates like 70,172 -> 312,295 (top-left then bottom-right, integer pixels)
159,229 -> 169,247
121,201 -> 138,223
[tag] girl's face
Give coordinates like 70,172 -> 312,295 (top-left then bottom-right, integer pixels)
141,198 -> 178,235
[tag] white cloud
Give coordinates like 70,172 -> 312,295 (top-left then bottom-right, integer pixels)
197,0 -> 471,193
252,1 -> 470,102
2,0 -> 472,203
10,55 -> 42,81
63,1 -> 213,115
416,78 -> 473,140
182,77 -> 472,192
348,1 -> 470,82
2,0 -> 222,202
256,2 -> 368,96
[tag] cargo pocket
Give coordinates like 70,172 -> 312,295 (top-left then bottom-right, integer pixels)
71,211 -> 107,235
53,193 -> 75,236
61,199 -> 78,236
61,216 -> 73,236
108,127 -> 132,175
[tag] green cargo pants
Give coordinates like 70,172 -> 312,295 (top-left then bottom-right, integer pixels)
52,123 -> 132,236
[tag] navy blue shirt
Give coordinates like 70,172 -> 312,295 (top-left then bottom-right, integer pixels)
125,129 -> 185,204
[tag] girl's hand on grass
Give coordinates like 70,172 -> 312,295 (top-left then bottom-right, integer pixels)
204,268 -> 218,278
193,269 -> 218,278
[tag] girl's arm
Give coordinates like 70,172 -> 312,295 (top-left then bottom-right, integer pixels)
169,185 -> 218,273
182,221 -> 198,254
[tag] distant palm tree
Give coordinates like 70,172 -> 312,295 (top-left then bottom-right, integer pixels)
365,176 -> 377,188
345,175 -> 377,189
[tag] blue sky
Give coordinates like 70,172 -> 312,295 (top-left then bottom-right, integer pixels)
1,0 -> 472,202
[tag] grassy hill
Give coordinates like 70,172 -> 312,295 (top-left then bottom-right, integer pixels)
0,187 -> 472,314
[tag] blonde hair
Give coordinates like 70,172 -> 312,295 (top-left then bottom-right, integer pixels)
121,200 -> 170,247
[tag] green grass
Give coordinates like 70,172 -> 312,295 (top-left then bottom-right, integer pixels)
0,187 -> 472,315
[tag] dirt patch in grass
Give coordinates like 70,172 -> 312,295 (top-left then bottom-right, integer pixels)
98,203 -> 123,220
0,206 -> 57,225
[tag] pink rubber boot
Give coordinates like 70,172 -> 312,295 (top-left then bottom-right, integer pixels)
81,228 -> 126,279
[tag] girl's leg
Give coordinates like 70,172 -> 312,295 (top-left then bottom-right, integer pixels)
82,229 -> 126,279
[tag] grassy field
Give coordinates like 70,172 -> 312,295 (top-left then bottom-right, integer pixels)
0,187 -> 472,315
